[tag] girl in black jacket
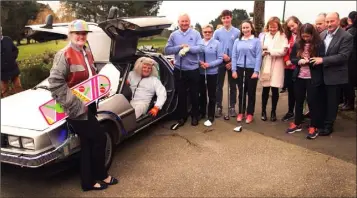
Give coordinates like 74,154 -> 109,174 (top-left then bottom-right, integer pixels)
285,23 -> 325,140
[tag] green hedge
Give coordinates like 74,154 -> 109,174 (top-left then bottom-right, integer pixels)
18,50 -> 56,89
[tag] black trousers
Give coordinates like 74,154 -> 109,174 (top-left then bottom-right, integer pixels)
216,64 -> 237,108
236,67 -> 258,115
322,84 -> 341,129
294,78 -> 324,128
199,74 -> 218,119
285,69 -> 295,113
262,87 -> 279,112
67,108 -> 108,189
341,59 -> 356,105
174,68 -> 200,120
341,77 -> 355,106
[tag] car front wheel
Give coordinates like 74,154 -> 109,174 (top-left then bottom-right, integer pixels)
103,126 -> 115,170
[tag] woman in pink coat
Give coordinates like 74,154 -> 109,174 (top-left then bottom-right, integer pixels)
259,16 -> 288,122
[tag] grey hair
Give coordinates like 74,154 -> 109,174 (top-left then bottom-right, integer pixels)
328,12 -> 340,19
318,12 -> 327,17
178,13 -> 190,21
202,24 -> 214,31
133,57 -> 159,78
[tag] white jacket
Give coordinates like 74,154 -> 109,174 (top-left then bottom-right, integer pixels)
128,71 -> 167,109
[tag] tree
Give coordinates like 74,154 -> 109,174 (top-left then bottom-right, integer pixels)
1,1 -> 40,45
61,1 -> 163,23
56,1 -> 76,22
253,1 -> 265,34
195,23 -> 202,37
209,9 -> 249,30
28,4 -> 60,25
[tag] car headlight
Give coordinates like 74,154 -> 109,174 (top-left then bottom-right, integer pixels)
21,137 -> 35,150
8,136 -> 21,148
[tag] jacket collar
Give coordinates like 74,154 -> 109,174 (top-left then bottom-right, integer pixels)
241,35 -> 254,41
68,42 -> 86,52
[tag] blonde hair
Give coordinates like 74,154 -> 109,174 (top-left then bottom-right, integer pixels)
216,24 -> 223,30
133,57 -> 159,77
202,24 -> 214,31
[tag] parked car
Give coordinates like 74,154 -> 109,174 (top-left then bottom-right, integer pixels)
0,15 -> 178,170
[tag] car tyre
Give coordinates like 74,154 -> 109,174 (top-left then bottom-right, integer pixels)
101,124 -> 115,171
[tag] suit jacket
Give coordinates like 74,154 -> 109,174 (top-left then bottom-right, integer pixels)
1,36 -> 20,81
290,41 -> 325,87
320,28 -> 353,85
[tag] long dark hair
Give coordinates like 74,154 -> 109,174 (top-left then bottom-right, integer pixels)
348,11 -> 357,28
239,20 -> 256,40
296,23 -> 321,57
284,16 -> 302,40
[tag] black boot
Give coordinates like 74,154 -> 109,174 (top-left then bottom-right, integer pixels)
261,110 -> 267,121
270,111 -> 277,122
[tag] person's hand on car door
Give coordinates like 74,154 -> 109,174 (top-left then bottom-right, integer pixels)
149,106 -> 160,117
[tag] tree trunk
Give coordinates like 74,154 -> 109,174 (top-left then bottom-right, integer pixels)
253,1 -> 265,34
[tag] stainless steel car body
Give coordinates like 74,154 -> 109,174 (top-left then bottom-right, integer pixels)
1,16 -> 175,168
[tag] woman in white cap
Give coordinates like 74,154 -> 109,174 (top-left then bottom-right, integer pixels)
48,19 -> 118,191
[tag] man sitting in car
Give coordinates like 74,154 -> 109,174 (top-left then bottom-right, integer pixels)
127,57 -> 167,118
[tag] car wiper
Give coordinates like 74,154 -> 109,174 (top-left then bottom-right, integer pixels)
32,85 -> 50,91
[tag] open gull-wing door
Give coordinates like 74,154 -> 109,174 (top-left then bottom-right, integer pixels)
98,16 -> 172,62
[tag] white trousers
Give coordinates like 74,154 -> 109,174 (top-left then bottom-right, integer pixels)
130,100 -> 150,118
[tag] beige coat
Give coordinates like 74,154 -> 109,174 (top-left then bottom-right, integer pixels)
259,31 -> 288,88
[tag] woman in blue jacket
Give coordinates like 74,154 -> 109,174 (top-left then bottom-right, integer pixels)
199,24 -> 223,126
231,20 -> 262,124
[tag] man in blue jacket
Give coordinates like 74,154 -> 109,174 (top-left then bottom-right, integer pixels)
213,10 -> 241,118
165,13 -> 204,129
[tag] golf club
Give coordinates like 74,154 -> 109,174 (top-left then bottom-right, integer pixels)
170,56 -> 183,130
234,55 -> 246,132
203,52 -> 213,127
224,48 -> 231,120
204,52 -> 207,90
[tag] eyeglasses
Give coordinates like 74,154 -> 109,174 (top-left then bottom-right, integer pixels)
203,31 -> 212,34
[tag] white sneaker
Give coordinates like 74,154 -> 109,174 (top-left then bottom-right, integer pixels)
204,120 -> 212,127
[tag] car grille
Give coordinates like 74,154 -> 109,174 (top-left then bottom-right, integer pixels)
1,134 -> 8,147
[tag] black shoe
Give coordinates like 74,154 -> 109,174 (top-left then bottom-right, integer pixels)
102,176 -> 119,185
261,110 -> 267,121
280,88 -> 286,93
341,104 -> 354,111
270,111 -> 277,122
229,107 -> 237,117
319,127 -> 333,136
208,116 -> 214,123
191,117 -> 199,126
170,119 -> 186,130
282,112 -> 294,122
215,107 -> 223,118
82,183 -> 108,192
198,113 -> 206,120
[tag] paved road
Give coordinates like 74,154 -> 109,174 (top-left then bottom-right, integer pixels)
1,84 -> 356,197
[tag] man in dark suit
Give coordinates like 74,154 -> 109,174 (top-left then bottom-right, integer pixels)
310,12 -> 354,136
1,26 -> 22,98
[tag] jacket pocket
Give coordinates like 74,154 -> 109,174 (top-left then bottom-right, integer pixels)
69,64 -> 86,72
